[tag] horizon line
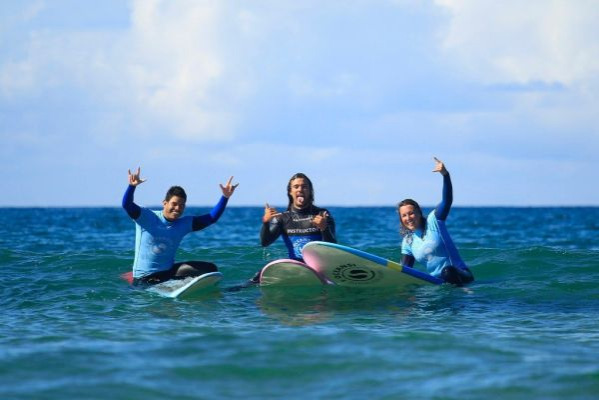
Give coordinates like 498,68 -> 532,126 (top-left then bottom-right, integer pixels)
1,204 -> 598,209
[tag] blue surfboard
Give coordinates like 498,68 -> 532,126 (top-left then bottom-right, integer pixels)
301,241 -> 443,287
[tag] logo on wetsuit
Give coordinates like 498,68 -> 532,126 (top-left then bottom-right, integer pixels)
332,263 -> 380,283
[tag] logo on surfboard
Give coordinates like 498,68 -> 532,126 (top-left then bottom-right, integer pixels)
331,263 -> 380,283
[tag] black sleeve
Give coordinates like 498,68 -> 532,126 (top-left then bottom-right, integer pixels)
260,218 -> 282,247
434,173 -> 453,221
401,254 -> 415,268
122,185 -> 141,220
192,196 -> 229,231
321,212 -> 336,243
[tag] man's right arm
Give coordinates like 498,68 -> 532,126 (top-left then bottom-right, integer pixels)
260,219 -> 281,246
122,185 -> 141,220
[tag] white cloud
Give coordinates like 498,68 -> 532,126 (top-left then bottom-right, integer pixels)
431,0 -> 599,166
435,0 -> 599,85
0,0 -> 249,143
1,1 -> 598,206
118,0 -> 241,141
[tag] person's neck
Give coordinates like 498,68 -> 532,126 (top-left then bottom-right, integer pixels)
162,213 -> 176,222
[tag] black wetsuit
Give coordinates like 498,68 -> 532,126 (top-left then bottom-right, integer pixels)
260,205 -> 336,261
230,205 -> 336,288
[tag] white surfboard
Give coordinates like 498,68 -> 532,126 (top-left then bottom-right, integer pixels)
260,259 -> 329,286
301,241 -> 443,288
147,272 -> 223,299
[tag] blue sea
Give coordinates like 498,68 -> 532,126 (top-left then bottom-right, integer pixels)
1,206 -> 598,399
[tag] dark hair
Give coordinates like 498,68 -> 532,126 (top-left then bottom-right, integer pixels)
397,198 -> 426,236
164,186 -> 187,202
287,173 -> 314,210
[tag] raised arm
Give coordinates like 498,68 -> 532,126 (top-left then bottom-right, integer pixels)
192,177 -> 238,231
433,157 -> 453,221
260,203 -> 282,246
192,196 -> 229,231
122,167 -> 145,219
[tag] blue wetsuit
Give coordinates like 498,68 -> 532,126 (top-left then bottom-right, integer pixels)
400,174 -> 473,284
122,185 -> 228,281
260,205 -> 336,261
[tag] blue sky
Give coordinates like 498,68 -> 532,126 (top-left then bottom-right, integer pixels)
1,0 -> 598,207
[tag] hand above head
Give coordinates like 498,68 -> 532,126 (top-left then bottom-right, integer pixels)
128,167 -> 146,186
432,157 -> 449,176
220,176 -> 239,198
312,211 -> 329,231
262,203 -> 281,223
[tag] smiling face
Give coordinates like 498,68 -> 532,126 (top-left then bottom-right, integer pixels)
399,204 -> 422,231
162,195 -> 186,221
289,177 -> 312,209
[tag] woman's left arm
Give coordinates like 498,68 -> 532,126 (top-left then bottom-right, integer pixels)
433,157 -> 452,221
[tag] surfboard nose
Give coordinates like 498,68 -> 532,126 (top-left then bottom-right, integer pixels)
120,271 -> 134,285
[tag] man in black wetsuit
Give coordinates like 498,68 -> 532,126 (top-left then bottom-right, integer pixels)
261,173 -> 336,259
244,173 -> 336,286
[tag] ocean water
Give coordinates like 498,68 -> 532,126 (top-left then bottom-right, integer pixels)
1,206 -> 598,400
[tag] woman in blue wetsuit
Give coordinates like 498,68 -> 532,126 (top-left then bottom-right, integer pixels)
398,158 -> 474,285
122,167 -> 238,286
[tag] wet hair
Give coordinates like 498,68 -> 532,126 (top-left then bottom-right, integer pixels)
164,186 -> 187,202
397,198 -> 426,237
287,173 -> 315,210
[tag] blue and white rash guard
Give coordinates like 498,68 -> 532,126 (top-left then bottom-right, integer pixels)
401,174 -> 467,278
122,185 -> 228,279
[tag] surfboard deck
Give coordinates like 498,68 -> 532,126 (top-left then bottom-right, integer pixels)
259,259 -> 329,286
301,241 -> 443,288
121,271 -> 222,299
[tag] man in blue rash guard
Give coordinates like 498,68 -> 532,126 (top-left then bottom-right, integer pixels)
122,167 -> 238,286
398,158 -> 474,286
243,173 -> 335,286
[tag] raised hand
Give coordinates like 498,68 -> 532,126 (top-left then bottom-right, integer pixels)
262,203 -> 281,223
219,176 -> 239,198
432,157 -> 448,176
312,211 -> 329,231
128,167 -> 146,186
